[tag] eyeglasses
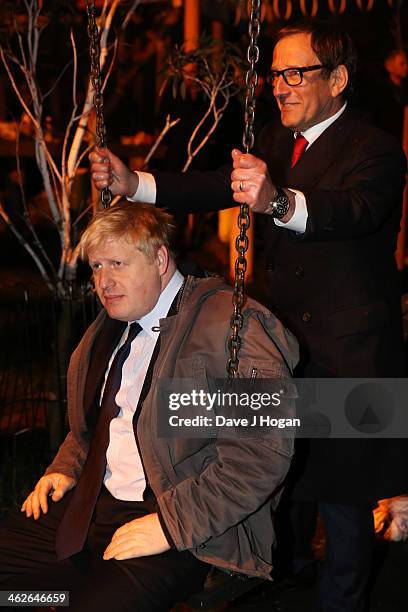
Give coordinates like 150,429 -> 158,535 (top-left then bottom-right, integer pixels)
267,65 -> 328,87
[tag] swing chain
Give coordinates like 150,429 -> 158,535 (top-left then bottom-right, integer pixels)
86,0 -> 112,208
227,0 -> 261,379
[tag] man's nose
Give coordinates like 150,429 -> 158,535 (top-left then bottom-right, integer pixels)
274,74 -> 291,97
98,268 -> 114,290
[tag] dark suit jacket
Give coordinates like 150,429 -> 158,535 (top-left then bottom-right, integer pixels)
153,108 -> 408,502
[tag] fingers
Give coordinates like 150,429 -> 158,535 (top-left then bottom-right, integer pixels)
230,178 -> 257,193
103,514 -> 170,561
91,170 -> 112,191
89,147 -> 137,197
51,482 -> 67,502
20,496 -> 29,514
231,149 -> 266,171
103,525 -> 131,560
21,480 -> 51,520
232,191 -> 249,205
230,173 -> 262,204
230,149 -> 272,211
89,146 -> 110,164
53,475 -> 75,500
230,153 -> 268,197
90,148 -> 112,191
38,480 -> 52,515
20,474 -> 74,520
104,543 -> 135,561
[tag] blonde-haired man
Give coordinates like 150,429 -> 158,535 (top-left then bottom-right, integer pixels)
0,202 -> 297,611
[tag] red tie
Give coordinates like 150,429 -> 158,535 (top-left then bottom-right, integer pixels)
291,134 -> 308,168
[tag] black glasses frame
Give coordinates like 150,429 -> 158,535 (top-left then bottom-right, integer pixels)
267,64 -> 328,87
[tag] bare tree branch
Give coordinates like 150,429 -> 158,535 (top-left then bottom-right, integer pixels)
142,114 -> 180,169
15,125 -> 56,277
0,201 -> 53,292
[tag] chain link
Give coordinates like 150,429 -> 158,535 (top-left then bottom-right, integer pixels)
86,0 -> 112,209
227,0 -> 261,379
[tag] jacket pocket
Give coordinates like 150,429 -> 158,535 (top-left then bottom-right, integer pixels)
330,300 -> 390,338
239,359 -> 294,384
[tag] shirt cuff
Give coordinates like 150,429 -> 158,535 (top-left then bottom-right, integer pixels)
274,189 -> 308,233
126,171 -> 157,204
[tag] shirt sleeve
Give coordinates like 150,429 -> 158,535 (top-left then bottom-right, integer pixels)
274,189 -> 308,233
127,171 -> 157,204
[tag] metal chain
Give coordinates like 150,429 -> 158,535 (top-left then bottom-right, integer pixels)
86,0 -> 112,208
227,0 -> 261,379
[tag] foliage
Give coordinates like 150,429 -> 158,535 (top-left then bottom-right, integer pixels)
160,36 -> 245,171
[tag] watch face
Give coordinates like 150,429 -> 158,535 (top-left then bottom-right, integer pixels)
273,190 -> 289,218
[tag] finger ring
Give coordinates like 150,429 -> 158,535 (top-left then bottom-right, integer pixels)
239,180 -> 244,192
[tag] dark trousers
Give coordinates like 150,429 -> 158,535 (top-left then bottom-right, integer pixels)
0,486 -> 208,612
287,500 -> 374,612
316,502 -> 374,612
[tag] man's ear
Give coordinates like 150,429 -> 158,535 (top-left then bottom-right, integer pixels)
156,245 -> 169,275
330,64 -> 348,98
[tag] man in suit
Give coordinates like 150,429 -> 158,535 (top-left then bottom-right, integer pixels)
90,21 -> 408,612
0,202 -> 297,611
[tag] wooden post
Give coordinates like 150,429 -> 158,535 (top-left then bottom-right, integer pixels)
396,106 -> 408,271
184,0 -> 200,240
212,18 -> 232,254
184,0 -> 200,53
212,15 -> 254,284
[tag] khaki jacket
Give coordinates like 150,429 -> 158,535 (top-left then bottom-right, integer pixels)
46,276 -> 298,578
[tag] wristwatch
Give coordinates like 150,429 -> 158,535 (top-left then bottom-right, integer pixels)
267,188 -> 290,219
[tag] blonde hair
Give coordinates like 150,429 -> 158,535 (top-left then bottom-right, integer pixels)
80,202 -> 176,262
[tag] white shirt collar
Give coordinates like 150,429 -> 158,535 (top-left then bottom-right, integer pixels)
298,102 -> 347,148
130,269 -> 184,338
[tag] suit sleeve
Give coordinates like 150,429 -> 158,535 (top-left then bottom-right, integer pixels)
302,132 -> 406,241
152,165 -> 235,214
44,432 -> 87,482
158,436 -> 292,551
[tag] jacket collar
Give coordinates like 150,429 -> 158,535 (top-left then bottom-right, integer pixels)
283,106 -> 358,189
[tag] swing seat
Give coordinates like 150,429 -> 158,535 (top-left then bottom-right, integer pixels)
183,567 -> 265,610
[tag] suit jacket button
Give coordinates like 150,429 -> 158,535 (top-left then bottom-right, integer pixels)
302,312 -> 311,322
295,265 -> 304,277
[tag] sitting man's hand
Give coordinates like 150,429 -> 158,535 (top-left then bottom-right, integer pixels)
103,513 -> 170,561
89,147 -> 139,198
21,473 -> 76,520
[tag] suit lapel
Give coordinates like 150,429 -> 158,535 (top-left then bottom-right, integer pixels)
84,315 -> 126,429
284,108 -> 357,189
133,283 -> 183,423
84,284 -> 183,434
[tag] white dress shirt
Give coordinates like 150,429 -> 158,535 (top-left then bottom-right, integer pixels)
128,103 -> 347,235
103,269 -> 184,501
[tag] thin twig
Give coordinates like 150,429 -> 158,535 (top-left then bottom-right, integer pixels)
72,202 -> 93,227
73,144 -> 94,179
0,201 -> 53,292
61,29 -> 79,196
121,0 -> 142,30
142,114 -> 180,169
15,125 -> 56,278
